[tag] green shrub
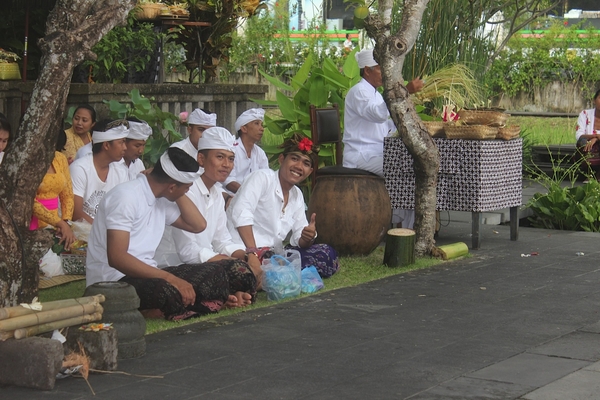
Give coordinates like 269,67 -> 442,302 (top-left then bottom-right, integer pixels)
527,156 -> 600,231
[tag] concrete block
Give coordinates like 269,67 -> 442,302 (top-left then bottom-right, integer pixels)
0,337 -> 63,390
64,327 -> 118,371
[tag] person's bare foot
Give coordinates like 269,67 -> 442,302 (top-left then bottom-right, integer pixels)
224,292 -> 253,308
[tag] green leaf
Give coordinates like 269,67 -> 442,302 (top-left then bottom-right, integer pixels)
309,76 -> 328,107
276,90 -> 297,122
343,48 -> 359,78
258,69 -> 294,92
291,53 -> 313,90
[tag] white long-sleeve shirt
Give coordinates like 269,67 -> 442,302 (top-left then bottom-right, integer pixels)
226,169 -> 307,248
576,108 -> 600,140
343,78 -> 395,168
154,178 -> 243,267
223,137 -> 269,194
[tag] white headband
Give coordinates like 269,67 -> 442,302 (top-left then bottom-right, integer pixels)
127,121 -> 152,141
234,108 -> 265,132
197,127 -> 235,152
188,108 -> 217,127
92,125 -> 129,144
356,49 -> 378,69
159,151 -> 200,184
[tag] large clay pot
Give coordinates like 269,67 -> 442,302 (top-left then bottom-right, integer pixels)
308,172 -> 391,256
84,282 -> 146,359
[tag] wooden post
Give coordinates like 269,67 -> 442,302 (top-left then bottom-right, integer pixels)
383,228 -> 415,267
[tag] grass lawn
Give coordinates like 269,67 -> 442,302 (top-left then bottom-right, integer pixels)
508,116 -> 576,146
38,247 -> 442,335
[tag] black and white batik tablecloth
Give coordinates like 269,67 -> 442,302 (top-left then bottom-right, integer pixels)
384,137 -> 522,212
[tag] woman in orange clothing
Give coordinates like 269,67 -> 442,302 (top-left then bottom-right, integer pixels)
62,104 -> 96,164
31,129 -> 76,250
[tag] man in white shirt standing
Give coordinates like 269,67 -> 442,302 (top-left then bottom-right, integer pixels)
154,127 -> 260,300
227,133 -> 339,278
70,120 -> 129,223
223,108 -> 270,198
171,108 -> 217,159
343,48 -> 423,228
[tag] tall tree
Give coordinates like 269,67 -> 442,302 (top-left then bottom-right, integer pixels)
363,0 -> 438,256
0,0 -> 136,307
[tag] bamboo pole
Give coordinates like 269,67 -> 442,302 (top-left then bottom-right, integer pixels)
0,330 -> 14,341
14,312 -> 103,340
0,303 -> 103,332
432,242 -> 469,260
0,295 -> 105,320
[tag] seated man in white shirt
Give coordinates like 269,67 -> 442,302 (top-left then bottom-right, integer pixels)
171,108 -> 217,159
87,147 -> 256,320
122,118 -> 152,180
154,127 -> 260,302
227,133 -> 339,278
70,120 -> 129,223
223,108 -> 269,199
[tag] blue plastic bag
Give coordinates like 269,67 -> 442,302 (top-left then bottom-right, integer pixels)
301,266 -> 324,293
261,252 -> 301,301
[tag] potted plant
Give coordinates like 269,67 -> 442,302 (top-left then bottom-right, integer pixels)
0,49 -> 21,81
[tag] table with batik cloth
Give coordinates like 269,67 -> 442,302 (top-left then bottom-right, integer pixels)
384,137 -> 523,249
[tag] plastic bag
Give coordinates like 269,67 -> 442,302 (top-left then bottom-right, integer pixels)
39,249 -> 64,278
71,219 -> 92,242
261,250 -> 301,301
301,266 -> 324,293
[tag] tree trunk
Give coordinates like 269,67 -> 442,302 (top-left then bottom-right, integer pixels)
365,0 -> 438,257
0,0 -> 135,306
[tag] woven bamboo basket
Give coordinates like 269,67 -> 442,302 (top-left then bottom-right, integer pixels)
458,109 -> 509,127
496,125 -> 521,140
445,125 -> 498,140
134,3 -> 165,20
0,63 -> 21,81
422,121 -> 446,138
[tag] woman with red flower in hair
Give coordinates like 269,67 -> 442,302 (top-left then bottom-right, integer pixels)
226,133 -> 339,278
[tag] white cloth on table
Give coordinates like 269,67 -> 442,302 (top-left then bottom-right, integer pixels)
155,177 -> 243,267
227,169 -> 307,248
69,154 -> 129,219
223,137 -> 269,194
86,174 -> 181,286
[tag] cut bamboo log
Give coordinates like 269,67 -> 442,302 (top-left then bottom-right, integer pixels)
0,303 -> 103,332
0,295 -> 105,321
383,228 -> 415,267
14,312 -> 103,340
0,330 -> 14,341
432,242 -> 469,260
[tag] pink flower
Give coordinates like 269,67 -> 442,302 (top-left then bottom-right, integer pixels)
179,111 -> 189,123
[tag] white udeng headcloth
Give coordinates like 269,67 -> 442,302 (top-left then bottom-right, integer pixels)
355,49 -> 378,69
234,108 -> 265,132
159,151 -> 201,184
127,120 -> 152,141
91,124 -> 129,144
188,108 -> 217,127
197,127 -> 235,152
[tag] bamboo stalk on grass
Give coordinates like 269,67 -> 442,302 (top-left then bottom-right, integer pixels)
0,303 -> 103,332
14,312 -> 103,339
0,295 -> 105,320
